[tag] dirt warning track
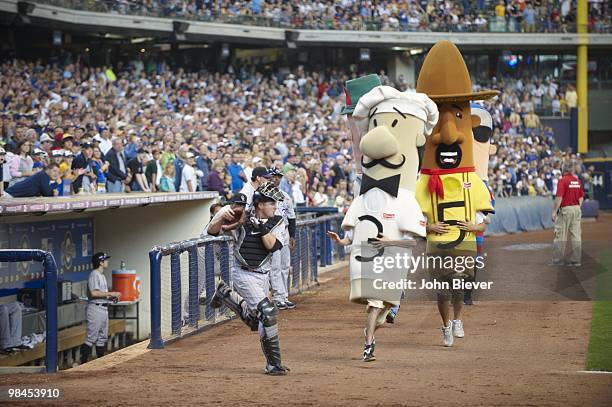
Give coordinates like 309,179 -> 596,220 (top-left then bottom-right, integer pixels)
3,216 -> 612,406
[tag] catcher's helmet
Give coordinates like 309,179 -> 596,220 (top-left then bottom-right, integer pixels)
253,181 -> 284,204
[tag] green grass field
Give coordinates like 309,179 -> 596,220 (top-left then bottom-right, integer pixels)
586,252 -> 612,371
586,301 -> 612,371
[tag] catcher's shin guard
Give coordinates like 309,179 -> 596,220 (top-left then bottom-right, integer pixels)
211,280 -> 258,331
257,298 -> 288,375
96,345 -> 106,358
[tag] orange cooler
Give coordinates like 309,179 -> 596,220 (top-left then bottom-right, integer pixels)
112,268 -> 141,302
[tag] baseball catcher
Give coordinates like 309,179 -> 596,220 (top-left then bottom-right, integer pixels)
206,182 -> 289,375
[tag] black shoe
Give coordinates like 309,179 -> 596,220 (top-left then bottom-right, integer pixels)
265,364 -> 290,375
275,301 -> 288,310
463,298 -> 474,305
386,309 -> 397,324
363,344 -> 376,362
211,281 -> 229,309
284,300 -> 296,309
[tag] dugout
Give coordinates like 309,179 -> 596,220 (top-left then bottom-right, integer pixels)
0,191 -> 217,353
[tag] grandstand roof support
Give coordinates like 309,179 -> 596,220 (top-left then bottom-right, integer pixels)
577,0 -> 588,154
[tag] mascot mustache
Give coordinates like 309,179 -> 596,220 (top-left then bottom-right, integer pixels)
361,154 -> 406,169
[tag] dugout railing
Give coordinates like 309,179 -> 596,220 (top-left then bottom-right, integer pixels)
0,249 -> 58,373
148,213 -> 344,349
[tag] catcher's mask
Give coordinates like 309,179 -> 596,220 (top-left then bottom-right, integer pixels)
253,181 -> 284,205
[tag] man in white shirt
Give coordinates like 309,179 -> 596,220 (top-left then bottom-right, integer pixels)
180,152 -> 197,192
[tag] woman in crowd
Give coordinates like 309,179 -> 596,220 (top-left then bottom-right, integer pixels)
206,160 -> 226,196
9,140 -> 34,187
159,164 -> 176,192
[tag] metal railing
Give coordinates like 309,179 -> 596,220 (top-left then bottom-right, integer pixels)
0,250 -> 58,373
30,0 -> 608,34
148,213 -> 344,349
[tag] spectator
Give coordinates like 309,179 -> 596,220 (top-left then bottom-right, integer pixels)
195,145 -> 210,191
565,84 -> 578,108
159,164 -> 176,192
4,163 -> 61,198
227,153 -> 247,193
180,151 -> 198,192
9,140 -> 34,187
206,160 -> 226,196
106,139 -> 128,193
127,148 -> 150,192
0,147 -> 6,196
72,142 -> 96,193
146,149 -> 161,192
91,146 -> 109,193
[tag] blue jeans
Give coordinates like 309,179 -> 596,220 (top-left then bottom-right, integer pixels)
106,179 -> 124,193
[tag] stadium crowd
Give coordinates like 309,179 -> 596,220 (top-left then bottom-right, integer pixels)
61,0 -> 611,33
0,57 -> 595,206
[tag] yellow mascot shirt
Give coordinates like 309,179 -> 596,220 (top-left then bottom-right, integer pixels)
416,171 -> 493,251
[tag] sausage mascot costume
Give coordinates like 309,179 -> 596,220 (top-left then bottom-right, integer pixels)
338,85 -> 438,362
415,41 -> 496,347
463,102 -> 496,305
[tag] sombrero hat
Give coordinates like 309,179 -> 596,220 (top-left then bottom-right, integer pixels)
416,41 -> 499,103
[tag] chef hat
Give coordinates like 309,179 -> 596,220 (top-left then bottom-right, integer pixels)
353,85 -> 439,136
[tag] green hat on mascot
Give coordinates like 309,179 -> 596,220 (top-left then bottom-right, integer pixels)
341,74 -> 382,115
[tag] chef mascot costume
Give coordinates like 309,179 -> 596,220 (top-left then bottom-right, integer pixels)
338,85 -> 438,362
414,40 -> 496,348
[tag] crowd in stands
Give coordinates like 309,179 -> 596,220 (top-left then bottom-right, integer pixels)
0,56 -> 596,206
64,0 -> 611,33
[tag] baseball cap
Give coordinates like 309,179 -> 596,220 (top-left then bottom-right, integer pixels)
230,193 -> 248,205
266,167 -> 283,177
92,252 -> 111,264
185,152 -> 195,159
63,150 -> 74,157
62,133 -> 74,141
33,148 -> 47,156
40,133 -> 54,143
251,166 -> 272,181
0,147 -> 5,155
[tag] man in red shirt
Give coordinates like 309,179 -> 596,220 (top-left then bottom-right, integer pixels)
551,165 -> 584,266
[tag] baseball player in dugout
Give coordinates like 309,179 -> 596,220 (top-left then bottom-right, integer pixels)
206,182 -> 289,375
81,252 -> 121,364
551,164 -> 584,266
415,40 -> 496,347
329,84 -> 437,362
266,167 -> 297,310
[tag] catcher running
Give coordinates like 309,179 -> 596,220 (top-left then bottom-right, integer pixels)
205,182 -> 289,375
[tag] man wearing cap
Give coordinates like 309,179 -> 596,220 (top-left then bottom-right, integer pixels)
551,164 -> 584,266
240,166 -> 273,207
72,142 -> 96,193
128,148 -> 151,192
341,74 -> 382,197
31,149 -> 48,174
38,133 -> 55,155
267,167 -> 297,310
179,151 -> 197,193
415,40 -> 496,347
62,134 -> 75,154
207,182 -> 290,375
80,252 -> 121,364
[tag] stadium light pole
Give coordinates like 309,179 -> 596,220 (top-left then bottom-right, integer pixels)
577,0 -> 588,154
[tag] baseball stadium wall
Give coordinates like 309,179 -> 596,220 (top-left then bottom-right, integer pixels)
0,192 -> 217,343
